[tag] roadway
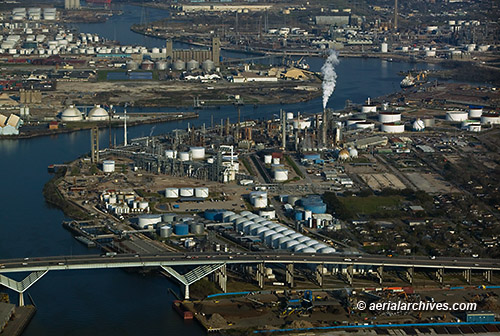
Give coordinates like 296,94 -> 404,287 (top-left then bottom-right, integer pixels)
1,252 -> 499,274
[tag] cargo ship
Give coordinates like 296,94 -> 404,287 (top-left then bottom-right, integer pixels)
400,71 -> 428,88
172,300 -> 193,320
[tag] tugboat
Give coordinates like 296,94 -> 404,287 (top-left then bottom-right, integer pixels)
400,73 -> 415,88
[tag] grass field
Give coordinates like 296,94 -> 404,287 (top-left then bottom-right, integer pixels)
339,195 -> 402,215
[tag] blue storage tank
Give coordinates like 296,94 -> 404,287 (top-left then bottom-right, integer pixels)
204,209 -> 226,221
174,223 -> 189,236
301,196 -> 327,214
294,210 -> 303,221
303,153 -> 321,160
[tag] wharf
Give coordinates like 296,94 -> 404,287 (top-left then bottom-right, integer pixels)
1,305 -> 36,336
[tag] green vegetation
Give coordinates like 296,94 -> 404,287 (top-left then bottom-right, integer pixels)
70,166 -> 81,176
284,154 -> 304,178
324,191 -> 403,220
43,168 -> 91,220
241,157 -> 255,176
190,278 -> 221,299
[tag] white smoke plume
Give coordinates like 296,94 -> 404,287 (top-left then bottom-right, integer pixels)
321,49 -> 340,109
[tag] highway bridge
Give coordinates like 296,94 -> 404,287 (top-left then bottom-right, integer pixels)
1,252 -> 499,304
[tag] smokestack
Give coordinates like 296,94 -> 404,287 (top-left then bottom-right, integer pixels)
394,0 -> 398,30
123,107 -> 127,146
322,108 -> 328,146
281,109 -> 286,149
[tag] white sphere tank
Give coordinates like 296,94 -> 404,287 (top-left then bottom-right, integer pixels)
379,112 -> 401,123
179,188 -> 194,197
481,114 -> 500,125
469,107 -> 483,118
189,147 -> 205,159
274,169 -> 289,182
381,123 -> 405,133
102,160 -> 115,173
446,111 -> 469,122
61,105 -> 83,121
264,155 -> 272,164
88,105 -> 109,121
178,152 -> 190,161
194,187 -> 209,198
413,119 -> 425,131
349,148 -> 358,158
165,188 -> 179,198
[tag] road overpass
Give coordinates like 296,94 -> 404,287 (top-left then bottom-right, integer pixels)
1,252 -> 499,303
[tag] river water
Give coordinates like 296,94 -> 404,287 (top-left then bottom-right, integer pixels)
0,5 -> 440,335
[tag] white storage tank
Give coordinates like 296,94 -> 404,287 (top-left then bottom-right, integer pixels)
381,123 -> 405,133
481,113 -> 500,125
179,188 -> 194,197
380,42 -> 388,53
258,208 -> 276,219
469,107 -> 483,118
274,169 -> 289,182
288,232 -> 303,239
138,214 -> 162,229
102,160 -> 115,173
379,112 -> 401,123
284,240 -> 300,250
412,119 -> 425,131
246,223 -> 260,235
222,211 -> 235,222
361,105 -> 377,113
319,247 -> 336,254
272,157 -> 280,165
468,123 -> 482,132
304,240 -> 318,247
354,121 -> 375,130
293,243 -> 308,252
165,150 -> 177,158
165,188 -> 179,198
263,155 -> 272,164
194,187 -> 209,198
138,201 -> 149,209
252,226 -> 267,236
237,220 -> 252,232
178,152 -> 190,161
301,247 -> 316,253
271,233 -> 285,248
189,147 -> 205,159
296,236 -> 310,243
346,118 -> 364,126
446,111 -> 469,122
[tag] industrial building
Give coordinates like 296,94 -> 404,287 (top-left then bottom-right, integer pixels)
166,37 -> 220,67
0,113 -> 23,135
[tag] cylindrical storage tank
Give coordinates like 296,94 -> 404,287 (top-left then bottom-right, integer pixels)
165,188 -> 179,198
253,226 -> 267,236
235,217 -> 247,226
354,121 -> 375,130
253,196 -> 268,208
381,123 -> 405,133
141,60 -> 154,70
194,187 -> 209,198
178,152 -> 190,161
204,209 -> 225,221
346,118 -> 364,126
138,201 -> 149,209
304,210 -> 312,221
468,124 -> 482,132
272,157 -> 280,165
288,196 -> 301,206
102,160 -> 115,173
271,233 -> 285,248
278,236 -> 292,247
284,240 -> 300,250
245,213 -> 259,220
264,223 -> 280,230
446,111 -> 469,122
288,232 -> 302,239
271,164 -> 285,171
246,223 -> 260,235
293,243 -> 308,252
173,59 -> 185,71
469,106 -> 483,118
379,112 -> 401,123
481,113 -> 500,125
381,42 -> 388,53
252,217 -> 266,224
412,119 -> 425,131
296,236 -> 310,243
138,214 -> 162,229
179,188 -> 194,197
262,230 -> 278,241
422,116 -> 435,127
162,213 -> 176,222
202,59 -> 215,72
319,247 -> 337,254
425,50 -> 436,57
222,211 -> 235,222
294,211 -> 303,221
156,60 -> 167,70
274,169 -> 289,182
362,105 -> 377,113
190,222 -> 204,235
165,150 -> 176,158
160,225 -> 173,238
301,247 -> 316,253
186,59 -> 199,71
240,221 -> 253,233
126,60 -> 138,70
229,214 -> 241,223
174,223 -> 189,236
286,112 -> 294,120
311,243 -> 328,250
189,147 -> 205,159
264,155 -> 272,164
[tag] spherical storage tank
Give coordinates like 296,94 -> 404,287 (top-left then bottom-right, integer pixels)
174,223 -> 189,236
381,123 -> 405,133
138,214 -> 162,229
190,222 -> 204,235
338,149 -> 349,161
88,105 -> 109,121
379,112 -> 401,123
189,147 -> 205,159
446,111 -> 468,122
274,169 -> 288,182
102,160 -> 115,173
186,60 -> 199,71
179,188 -> 194,197
173,59 -> 185,71
413,119 -> 425,131
160,225 -> 172,238
165,188 -> 179,198
481,113 -> 500,125
349,148 -> 358,158
61,105 -> 83,121
194,187 -> 209,198
202,59 -> 215,72
176,152 -> 191,162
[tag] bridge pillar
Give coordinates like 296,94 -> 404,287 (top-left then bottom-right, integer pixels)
285,263 -> 294,288
405,267 -> 414,284
19,293 -> 24,307
463,269 -> 471,284
483,270 -> 492,283
256,263 -> 265,289
315,264 -> 324,287
376,266 -> 383,285
0,271 -> 48,307
346,265 -> 354,286
435,268 -> 444,284
215,264 -> 227,293
184,285 -> 190,300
